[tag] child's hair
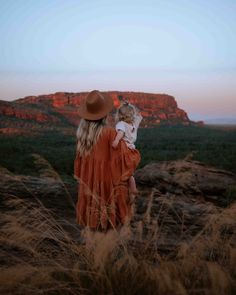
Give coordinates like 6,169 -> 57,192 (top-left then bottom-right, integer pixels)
116,103 -> 135,124
76,117 -> 107,157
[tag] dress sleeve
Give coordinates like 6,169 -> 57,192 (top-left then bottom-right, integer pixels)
115,121 -> 126,133
109,129 -> 140,185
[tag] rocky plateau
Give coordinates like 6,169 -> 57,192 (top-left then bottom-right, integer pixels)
0,91 -> 204,135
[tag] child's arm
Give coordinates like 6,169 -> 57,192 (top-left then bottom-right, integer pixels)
134,106 -> 143,128
112,130 -> 124,148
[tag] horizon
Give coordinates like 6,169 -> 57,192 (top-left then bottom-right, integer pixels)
0,0 -> 236,121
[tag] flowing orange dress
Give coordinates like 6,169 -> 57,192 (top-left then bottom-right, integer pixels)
74,126 -> 140,231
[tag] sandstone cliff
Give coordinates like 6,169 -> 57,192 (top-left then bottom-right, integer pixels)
0,91 -> 203,134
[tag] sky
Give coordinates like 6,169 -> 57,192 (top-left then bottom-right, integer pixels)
0,0 -> 236,122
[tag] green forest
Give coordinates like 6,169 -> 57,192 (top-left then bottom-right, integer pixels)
0,125 -> 236,182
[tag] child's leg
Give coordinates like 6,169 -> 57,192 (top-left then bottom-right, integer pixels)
128,176 -> 138,207
129,175 -> 138,193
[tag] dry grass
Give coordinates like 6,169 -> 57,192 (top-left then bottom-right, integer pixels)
0,154 -> 236,295
1,195 -> 235,295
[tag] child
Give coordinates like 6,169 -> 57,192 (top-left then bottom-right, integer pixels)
112,100 -> 143,202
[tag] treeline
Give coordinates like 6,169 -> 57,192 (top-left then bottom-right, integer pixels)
0,125 -> 235,182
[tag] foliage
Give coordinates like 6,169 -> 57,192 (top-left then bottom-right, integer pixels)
0,125 -> 235,182
0,131 -> 76,180
136,125 -> 236,173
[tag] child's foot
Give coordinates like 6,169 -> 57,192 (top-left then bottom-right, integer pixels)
128,190 -> 139,205
129,193 -> 135,205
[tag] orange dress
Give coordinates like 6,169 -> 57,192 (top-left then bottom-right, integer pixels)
74,126 -> 141,231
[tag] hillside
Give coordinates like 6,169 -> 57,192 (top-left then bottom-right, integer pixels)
1,157 -> 235,294
0,91 -> 204,135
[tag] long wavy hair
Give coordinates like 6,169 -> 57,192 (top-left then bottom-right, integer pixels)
76,117 -> 107,157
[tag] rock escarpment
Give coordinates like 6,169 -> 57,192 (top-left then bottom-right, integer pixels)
15,91 -> 195,126
0,91 -> 203,134
0,100 -> 60,122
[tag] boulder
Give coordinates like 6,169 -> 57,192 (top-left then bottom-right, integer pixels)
135,159 -> 236,206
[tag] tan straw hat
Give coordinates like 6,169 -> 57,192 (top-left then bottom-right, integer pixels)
78,90 -> 114,120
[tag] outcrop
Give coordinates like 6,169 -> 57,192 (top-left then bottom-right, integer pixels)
135,158 -> 236,207
0,91 -> 204,134
132,158 -> 236,252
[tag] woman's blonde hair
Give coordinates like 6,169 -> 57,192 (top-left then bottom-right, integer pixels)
76,117 -> 107,157
116,104 -> 135,124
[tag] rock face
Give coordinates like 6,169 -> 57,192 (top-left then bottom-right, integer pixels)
0,91 -> 203,133
132,159 -> 236,251
0,100 -> 60,123
135,159 -> 236,205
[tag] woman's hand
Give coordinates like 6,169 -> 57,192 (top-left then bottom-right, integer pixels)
112,130 -> 124,149
112,139 -> 119,148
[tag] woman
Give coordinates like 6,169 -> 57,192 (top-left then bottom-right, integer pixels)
74,90 -> 140,231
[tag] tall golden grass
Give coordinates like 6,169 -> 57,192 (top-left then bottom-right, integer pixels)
1,197 -> 235,294
0,155 -> 236,295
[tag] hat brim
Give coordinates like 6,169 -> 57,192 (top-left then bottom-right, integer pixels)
77,93 -> 114,120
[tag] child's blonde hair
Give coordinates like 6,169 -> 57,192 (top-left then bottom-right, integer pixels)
116,103 -> 135,124
76,117 -> 107,157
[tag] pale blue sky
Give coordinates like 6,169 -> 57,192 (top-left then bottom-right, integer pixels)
0,0 -> 236,120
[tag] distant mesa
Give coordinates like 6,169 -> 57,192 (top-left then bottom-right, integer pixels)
0,91 -> 204,134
